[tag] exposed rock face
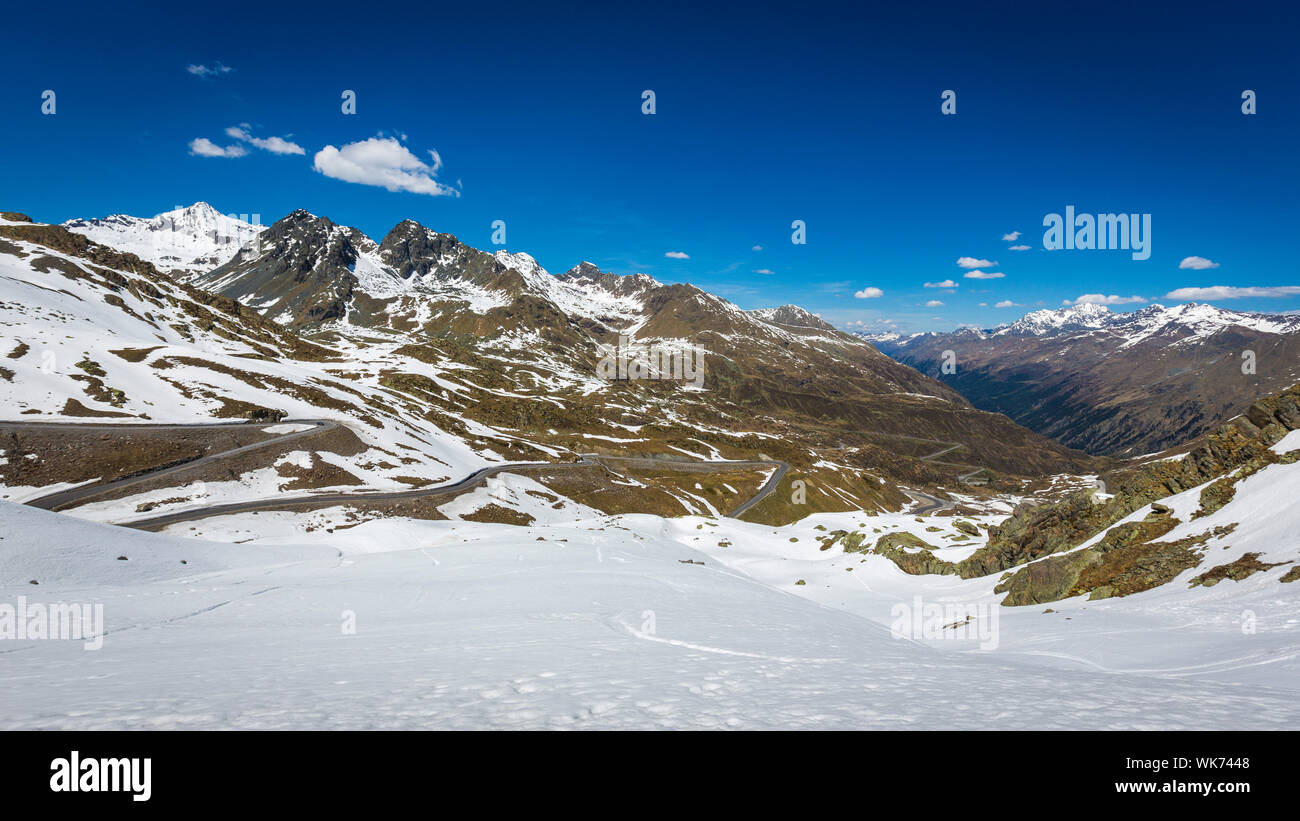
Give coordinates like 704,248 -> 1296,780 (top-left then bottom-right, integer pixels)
1193,477 -> 1236,519
853,383 -> 1300,603
198,211 -> 369,328
378,220 -> 512,290
985,384 -> 1300,568
993,518 -> 1198,606
1190,553 -> 1289,588
559,262 -> 660,299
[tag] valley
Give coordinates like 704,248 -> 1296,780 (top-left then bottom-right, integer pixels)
865,303 -> 1300,456
1,203 -> 1297,731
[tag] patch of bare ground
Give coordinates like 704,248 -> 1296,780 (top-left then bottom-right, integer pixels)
0,422 -> 286,491
738,466 -> 910,526
58,398 -> 133,418
135,496 -> 193,513
276,454 -> 364,491
323,498 -> 452,522
457,503 -> 536,526
390,475 -> 438,488
213,496 -> 460,527
525,461 -> 773,518
49,423 -> 366,508
1190,553 -> 1291,587
108,345 -> 164,363
618,464 -> 764,515
528,463 -> 693,517
153,355 -> 374,420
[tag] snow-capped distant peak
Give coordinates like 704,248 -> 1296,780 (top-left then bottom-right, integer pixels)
858,331 -> 901,343
999,303 -> 1115,336
986,301 -> 1300,346
64,202 -> 265,277
749,305 -> 835,331
493,250 -> 549,279
560,262 -> 662,292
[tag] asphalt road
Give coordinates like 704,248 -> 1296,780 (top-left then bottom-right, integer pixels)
10,419 -> 339,511
905,489 -> 954,515
580,453 -> 789,518
125,458 -> 585,531
7,419 -> 791,528
725,462 -> 788,517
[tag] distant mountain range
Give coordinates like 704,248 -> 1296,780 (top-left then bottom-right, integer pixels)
0,203 -> 1099,527
46,203 -> 1300,465
5,201 -> 1300,619
862,303 -> 1300,456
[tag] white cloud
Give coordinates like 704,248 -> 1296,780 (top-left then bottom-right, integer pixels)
313,137 -> 459,197
978,302 -> 988,307
1002,231 -> 1021,241
1178,256 -> 1220,270
664,251 -> 690,259
957,257 -> 997,268
225,126 -> 305,155
1165,285 -> 1300,300
995,299 -> 1021,308
754,268 -> 774,275
964,270 -> 1005,279
854,287 -> 884,299
1063,294 -> 1147,305
751,245 -> 762,251
188,137 -> 247,158
187,63 -> 233,78
924,279 -> 958,288
1008,244 -> 1031,251
925,299 -> 944,307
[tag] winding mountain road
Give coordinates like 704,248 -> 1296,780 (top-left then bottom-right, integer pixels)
124,457 -> 584,531
581,453 -> 788,518
11,419 -> 339,511
8,419 -> 790,529
904,489 -> 953,515
725,462 -> 788,517
918,439 -> 988,485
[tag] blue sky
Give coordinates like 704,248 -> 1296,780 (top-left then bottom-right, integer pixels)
2,0 -> 1297,332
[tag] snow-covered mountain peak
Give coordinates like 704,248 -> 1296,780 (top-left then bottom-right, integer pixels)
986,301 -> 1300,344
63,202 -> 265,277
999,303 -> 1115,336
493,250 -> 549,279
559,262 -> 662,296
748,305 -> 835,331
